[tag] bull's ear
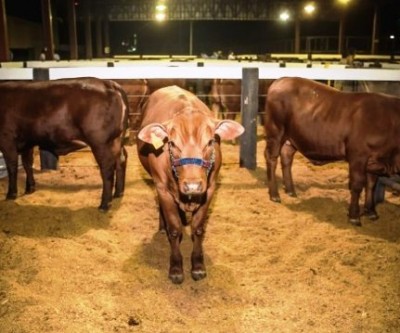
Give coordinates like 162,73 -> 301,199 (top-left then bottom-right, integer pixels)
138,123 -> 168,149
214,120 -> 245,141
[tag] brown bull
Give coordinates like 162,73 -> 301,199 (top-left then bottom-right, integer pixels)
113,79 -> 148,142
0,77 -> 129,211
263,76 -> 400,225
210,79 -> 241,119
137,85 -> 244,283
210,79 -> 273,120
112,79 -> 186,142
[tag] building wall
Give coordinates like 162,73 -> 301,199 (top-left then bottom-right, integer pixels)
7,16 -> 44,60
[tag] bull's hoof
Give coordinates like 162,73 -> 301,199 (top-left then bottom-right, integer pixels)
113,191 -> 124,198
191,269 -> 207,281
169,273 -> 184,284
6,193 -> 17,200
365,211 -> 379,221
98,204 -> 111,212
25,188 -> 36,195
269,196 -> 281,203
285,191 -> 297,198
349,218 -> 362,227
368,214 -> 379,221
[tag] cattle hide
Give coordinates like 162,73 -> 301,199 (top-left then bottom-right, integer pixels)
0,77 -> 129,211
113,79 -> 148,143
210,79 -> 273,121
137,85 -> 244,283
263,76 -> 400,225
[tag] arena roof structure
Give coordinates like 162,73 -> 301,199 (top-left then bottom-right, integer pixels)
82,0 -> 396,21
1,0 -> 399,61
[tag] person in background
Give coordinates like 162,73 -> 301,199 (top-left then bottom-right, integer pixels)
228,51 -> 235,60
340,47 -> 355,67
53,50 -> 60,61
336,48 -> 356,91
39,47 -> 47,61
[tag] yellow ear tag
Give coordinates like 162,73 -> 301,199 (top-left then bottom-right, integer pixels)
151,132 -> 164,150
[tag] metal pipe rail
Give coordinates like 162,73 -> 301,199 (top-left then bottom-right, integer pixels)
1,64 -> 400,81
1,64 -> 400,172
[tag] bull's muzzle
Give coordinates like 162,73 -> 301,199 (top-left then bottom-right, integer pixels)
182,180 -> 203,195
179,178 -> 207,210
168,141 -> 215,182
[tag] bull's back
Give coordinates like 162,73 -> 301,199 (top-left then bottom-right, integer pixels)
266,77 -> 400,161
265,77 -> 355,160
140,85 -> 212,127
0,78 -> 127,147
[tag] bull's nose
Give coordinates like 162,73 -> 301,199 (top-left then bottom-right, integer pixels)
183,181 -> 203,194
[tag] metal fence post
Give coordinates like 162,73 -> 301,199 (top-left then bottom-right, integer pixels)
33,68 -> 59,170
196,61 -> 206,102
240,67 -> 259,170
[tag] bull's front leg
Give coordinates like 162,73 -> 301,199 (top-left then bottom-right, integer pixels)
167,226 -> 183,284
189,178 -> 218,282
158,206 -> 166,232
190,200 -> 211,281
21,148 -> 36,194
156,184 -> 184,284
3,150 -> 19,200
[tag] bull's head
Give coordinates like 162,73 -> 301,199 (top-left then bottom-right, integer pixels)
138,113 -> 244,203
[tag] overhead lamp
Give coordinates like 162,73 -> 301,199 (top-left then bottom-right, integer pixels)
155,1 -> 167,21
304,3 -> 316,15
156,4 -> 167,11
279,11 -> 290,21
155,12 -> 166,21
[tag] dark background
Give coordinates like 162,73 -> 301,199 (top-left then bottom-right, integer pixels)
4,0 -> 400,56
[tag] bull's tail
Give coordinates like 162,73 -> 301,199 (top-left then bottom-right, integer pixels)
261,79 -> 277,126
113,81 -> 131,146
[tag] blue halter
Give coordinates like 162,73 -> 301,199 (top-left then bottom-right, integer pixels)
172,158 -> 212,169
168,141 -> 215,179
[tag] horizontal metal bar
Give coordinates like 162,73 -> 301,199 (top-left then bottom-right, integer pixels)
1,64 -> 400,82
0,68 -> 33,80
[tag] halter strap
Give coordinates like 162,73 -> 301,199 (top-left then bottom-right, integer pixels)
172,158 -> 212,169
168,141 -> 215,179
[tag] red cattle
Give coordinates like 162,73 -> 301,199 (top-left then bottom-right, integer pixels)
263,76 -> 400,225
210,79 -> 274,120
209,79 -> 241,119
137,85 -> 244,283
114,79 -> 148,142
146,79 -> 187,93
0,77 -> 129,211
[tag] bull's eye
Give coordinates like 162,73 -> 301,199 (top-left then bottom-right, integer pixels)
169,141 -> 182,159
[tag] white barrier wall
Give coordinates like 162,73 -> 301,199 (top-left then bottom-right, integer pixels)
0,61 -> 400,81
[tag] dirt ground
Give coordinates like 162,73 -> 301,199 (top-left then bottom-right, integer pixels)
1,130 -> 399,333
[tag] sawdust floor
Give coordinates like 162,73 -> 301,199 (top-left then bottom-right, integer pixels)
1,132 -> 399,333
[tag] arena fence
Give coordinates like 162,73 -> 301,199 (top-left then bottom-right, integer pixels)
1,61 -> 400,194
